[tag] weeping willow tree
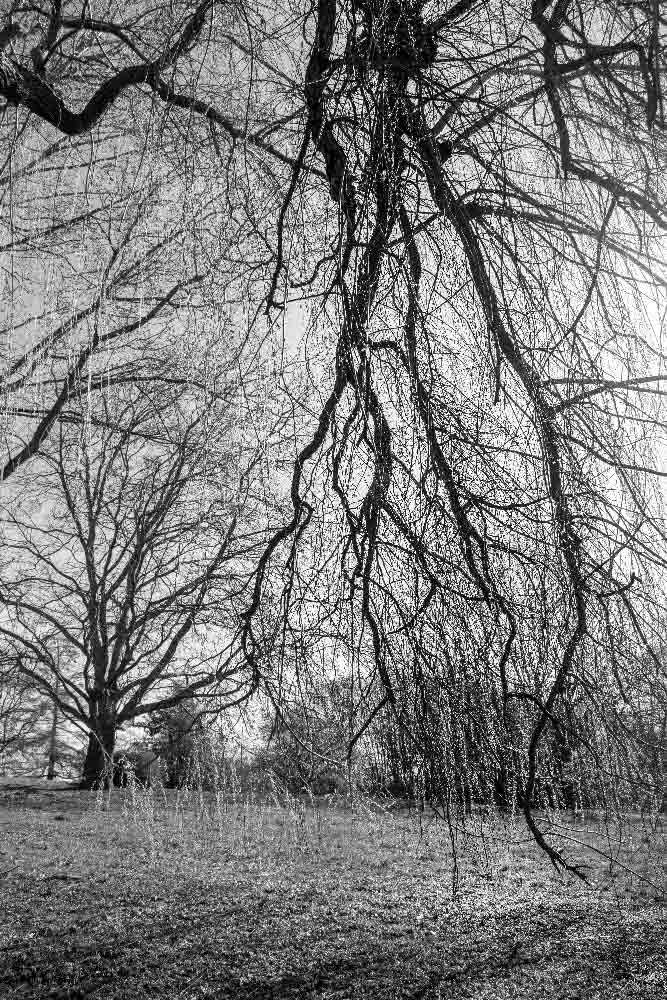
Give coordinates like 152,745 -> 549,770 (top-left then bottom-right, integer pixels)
0,1 -> 666,870
241,0 -> 667,871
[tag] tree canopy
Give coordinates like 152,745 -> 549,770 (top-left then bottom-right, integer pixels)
0,0 -> 666,865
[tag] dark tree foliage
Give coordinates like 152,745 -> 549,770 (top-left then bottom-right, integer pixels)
0,1 -> 666,869
147,686 -> 204,788
257,677 -> 353,795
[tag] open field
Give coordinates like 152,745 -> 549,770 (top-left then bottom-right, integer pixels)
0,782 -> 665,999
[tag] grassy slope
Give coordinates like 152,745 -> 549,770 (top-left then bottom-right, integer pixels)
0,786 -> 665,1000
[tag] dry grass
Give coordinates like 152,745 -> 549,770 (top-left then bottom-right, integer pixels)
0,782 -> 665,999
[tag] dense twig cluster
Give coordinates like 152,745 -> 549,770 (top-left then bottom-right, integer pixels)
0,1 -> 664,864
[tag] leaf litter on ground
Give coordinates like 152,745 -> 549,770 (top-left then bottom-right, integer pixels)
0,786 -> 664,999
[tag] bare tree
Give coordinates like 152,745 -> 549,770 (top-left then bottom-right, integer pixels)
240,0 -> 667,870
0,647 -> 53,771
0,1 -> 665,865
0,380 -> 276,787
0,1 -> 290,482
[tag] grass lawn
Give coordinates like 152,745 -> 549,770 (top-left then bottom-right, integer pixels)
0,782 -> 665,999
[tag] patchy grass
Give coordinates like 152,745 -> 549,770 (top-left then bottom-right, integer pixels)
0,785 -> 665,999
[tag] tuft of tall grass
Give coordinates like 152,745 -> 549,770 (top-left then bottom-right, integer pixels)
88,737 -> 664,901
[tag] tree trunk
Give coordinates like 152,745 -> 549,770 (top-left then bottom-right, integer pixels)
494,751 -> 521,812
80,697 -> 117,789
46,679 -> 59,780
493,764 -> 510,812
554,731 -> 577,812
